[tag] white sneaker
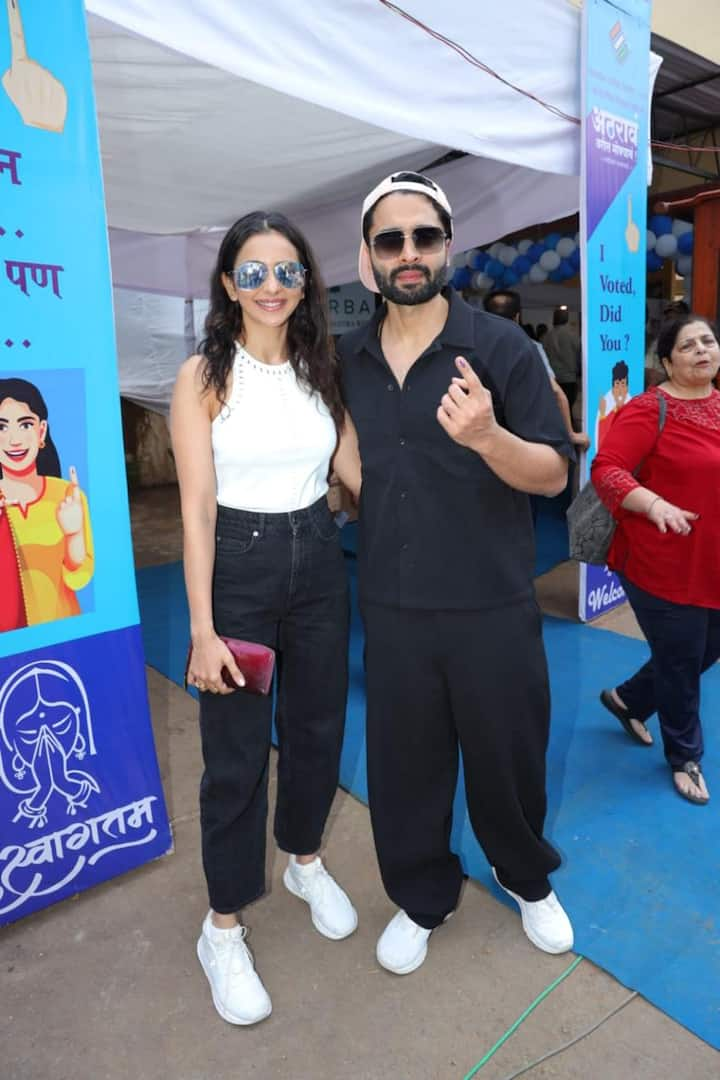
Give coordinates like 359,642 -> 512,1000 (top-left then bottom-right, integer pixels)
376,910 -> 432,975
196,912 -> 272,1025
492,869 -> 574,954
283,856 -> 358,940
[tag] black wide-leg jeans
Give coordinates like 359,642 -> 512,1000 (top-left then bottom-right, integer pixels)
198,497 -> 349,914
361,599 -> 561,930
617,576 -> 720,768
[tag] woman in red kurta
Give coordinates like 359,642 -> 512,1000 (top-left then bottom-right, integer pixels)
592,315 -> 720,804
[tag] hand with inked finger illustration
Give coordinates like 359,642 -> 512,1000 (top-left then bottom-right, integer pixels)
187,632 -> 246,696
56,466 -> 84,537
436,356 -> 498,450
646,495 -> 699,535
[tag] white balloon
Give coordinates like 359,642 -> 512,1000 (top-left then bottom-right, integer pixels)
529,264 -> 548,283
521,273 -> 530,283
646,229 -> 656,251
451,252 -> 468,268
677,254 -> 693,277
517,238 -> 533,254
655,233 -> 678,258
539,250 -> 561,271
556,237 -> 576,258
465,248 -> 480,267
488,242 -> 504,258
498,245 -> 518,267
672,219 -> 693,237
472,271 -> 493,289
574,231 -> 580,243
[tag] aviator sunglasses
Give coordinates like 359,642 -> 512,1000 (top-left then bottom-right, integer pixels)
228,260 -> 307,291
370,226 -> 448,260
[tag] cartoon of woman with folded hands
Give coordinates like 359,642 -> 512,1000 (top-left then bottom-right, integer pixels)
0,378 -> 94,630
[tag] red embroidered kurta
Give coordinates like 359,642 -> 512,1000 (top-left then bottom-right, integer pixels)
591,388 -> 720,608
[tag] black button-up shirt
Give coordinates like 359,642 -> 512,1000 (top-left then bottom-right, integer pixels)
338,291 -> 574,610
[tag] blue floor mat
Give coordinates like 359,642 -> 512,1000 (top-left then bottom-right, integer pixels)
136,556 -> 720,1050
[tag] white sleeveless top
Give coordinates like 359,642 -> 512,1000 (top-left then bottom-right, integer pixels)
211,345 -> 338,512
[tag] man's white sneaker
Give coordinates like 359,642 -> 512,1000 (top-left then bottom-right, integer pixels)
376,910 -> 432,975
492,869 -> 574,954
283,856 -> 358,940
196,912 -> 272,1025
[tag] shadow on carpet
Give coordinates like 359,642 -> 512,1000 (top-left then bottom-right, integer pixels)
136,553 -> 719,1051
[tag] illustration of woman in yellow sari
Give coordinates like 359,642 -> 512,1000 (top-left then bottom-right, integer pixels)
0,378 -> 94,631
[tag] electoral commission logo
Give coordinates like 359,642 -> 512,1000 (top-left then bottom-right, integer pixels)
0,660 -> 159,918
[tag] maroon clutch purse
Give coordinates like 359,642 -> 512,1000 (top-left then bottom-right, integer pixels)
184,636 -> 275,695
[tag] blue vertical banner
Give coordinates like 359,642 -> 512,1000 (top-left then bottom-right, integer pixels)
579,0 -> 652,622
0,1 -> 171,923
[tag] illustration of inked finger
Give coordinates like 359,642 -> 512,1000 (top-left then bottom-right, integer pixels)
2,0 -> 68,133
625,194 -> 640,254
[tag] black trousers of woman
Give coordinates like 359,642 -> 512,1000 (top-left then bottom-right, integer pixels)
198,497 -> 349,914
361,598 -> 561,930
618,576 -> 720,767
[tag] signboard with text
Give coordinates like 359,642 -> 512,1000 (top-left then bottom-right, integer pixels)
579,0 -> 651,622
0,0 -> 171,923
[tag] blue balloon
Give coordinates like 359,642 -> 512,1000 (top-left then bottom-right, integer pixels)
569,248 -> 581,270
485,258 -> 505,279
648,214 -> 672,237
544,232 -> 562,250
549,268 -> 565,282
677,230 -> 694,256
470,250 -> 489,270
646,251 -> 664,273
502,269 -> 519,287
527,243 -> 546,263
512,255 -> 532,275
558,259 -> 575,279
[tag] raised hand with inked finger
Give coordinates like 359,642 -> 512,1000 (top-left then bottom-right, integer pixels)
56,465 -> 87,570
436,356 -> 497,451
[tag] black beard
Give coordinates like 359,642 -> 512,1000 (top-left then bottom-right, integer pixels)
372,262 -> 448,306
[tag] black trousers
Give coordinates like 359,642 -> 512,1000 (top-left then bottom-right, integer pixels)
618,576 -> 720,767
198,498 -> 349,914
361,599 -> 561,929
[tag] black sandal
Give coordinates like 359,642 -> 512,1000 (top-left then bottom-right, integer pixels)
599,689 -> 652,746
672,761 -> 709,805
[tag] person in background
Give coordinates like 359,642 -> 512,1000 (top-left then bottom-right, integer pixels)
484,291 -> 589,452
543,306 -> 581,409
171,210 -> 362,1025
592,315 -> 720,805
339,171 -> 575,977
536,322 -> 549,344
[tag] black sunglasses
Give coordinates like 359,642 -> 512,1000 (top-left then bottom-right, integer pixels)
370,226 -> 448,260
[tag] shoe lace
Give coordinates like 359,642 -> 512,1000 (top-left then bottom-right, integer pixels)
216,926 -> 252,975
299,861 -> 329,904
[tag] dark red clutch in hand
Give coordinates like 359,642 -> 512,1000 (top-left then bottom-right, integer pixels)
184,637 -> 275,695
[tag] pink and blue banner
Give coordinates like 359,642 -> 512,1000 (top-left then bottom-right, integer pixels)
579,0 -> 652,622
0,0 -> 171,923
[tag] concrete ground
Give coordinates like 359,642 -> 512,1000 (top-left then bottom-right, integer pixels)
2,486 -> 717,1080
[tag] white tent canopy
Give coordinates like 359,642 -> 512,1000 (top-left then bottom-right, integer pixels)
83,1 -> 657,410
87,0 -> 583,297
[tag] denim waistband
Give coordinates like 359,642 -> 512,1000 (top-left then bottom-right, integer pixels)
216,494 -> 330,532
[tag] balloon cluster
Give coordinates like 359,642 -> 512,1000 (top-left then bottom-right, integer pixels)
449,231 -> 581,291
646,216 -> 694,278
449,218 -> 694,290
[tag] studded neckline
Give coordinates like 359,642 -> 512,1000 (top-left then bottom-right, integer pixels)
236,344 -> 291,375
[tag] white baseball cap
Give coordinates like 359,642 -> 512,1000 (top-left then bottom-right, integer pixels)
358,172 -> 453,293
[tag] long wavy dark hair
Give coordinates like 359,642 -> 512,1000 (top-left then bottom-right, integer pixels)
0,378 -> 61,478
199,211 -> 344,429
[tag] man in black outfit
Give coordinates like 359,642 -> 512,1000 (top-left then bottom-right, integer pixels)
338,172 -> 575,974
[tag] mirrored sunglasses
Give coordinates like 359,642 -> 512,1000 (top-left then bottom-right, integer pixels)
229,260 -> 307,290
370,226 -> 448,260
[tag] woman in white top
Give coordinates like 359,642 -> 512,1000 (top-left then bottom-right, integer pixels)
171,211 -> 362,1026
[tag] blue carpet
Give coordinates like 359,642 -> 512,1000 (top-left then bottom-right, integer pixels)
136,543 -> 719,1050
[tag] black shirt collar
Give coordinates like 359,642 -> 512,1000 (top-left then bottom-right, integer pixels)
349,289 -> 477,356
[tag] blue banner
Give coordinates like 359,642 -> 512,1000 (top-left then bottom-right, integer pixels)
0,1 -> 170,923
579,0 -> 651,622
